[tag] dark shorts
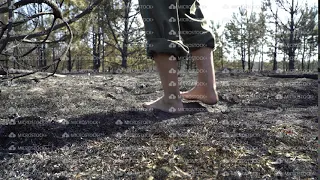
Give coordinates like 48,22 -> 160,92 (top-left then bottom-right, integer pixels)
138,0 -> 215,59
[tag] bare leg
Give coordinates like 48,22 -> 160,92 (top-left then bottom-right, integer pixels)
142,53 -> 184,113
181,47 -> 218,105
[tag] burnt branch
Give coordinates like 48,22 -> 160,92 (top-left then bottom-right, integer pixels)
0,0 -> 104,81
0,0 -> 104,44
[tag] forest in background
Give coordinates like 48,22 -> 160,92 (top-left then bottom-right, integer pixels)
0,0 -> 318,74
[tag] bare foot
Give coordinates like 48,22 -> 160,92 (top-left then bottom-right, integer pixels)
181,86 -> 218,105
142,96 -> 184,113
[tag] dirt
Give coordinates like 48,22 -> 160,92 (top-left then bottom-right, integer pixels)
0,71 -> 318,179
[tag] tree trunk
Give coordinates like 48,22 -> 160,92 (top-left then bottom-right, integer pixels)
247,45 -> 251,72
92,24 -> 96,71
94,7 -> 102,72
220,47 -> 223,69
288,0 -> 295,70
258,56 -> 261,71
97,27 -> 101,72
242,47 -> 246,71
261,43 -> 264,71
52,47 -> 55,72
240,24 -> 245,71
301,36 -> 307,71
273,10 -> 278,71
68,48 -> 72,72
251,49 -> 257,71
43,44 -> 46,67
283,53 -> 286,71
121,0 -> 130,68
102,26 -> 105,73
307,47 -> 312,71
307,34 -> 314,72
102,37 -> 105,72
77,52 -> 80,72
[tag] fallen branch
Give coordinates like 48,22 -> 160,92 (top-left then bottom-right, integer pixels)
264,73 -> 318,80
0,0 -> 104,44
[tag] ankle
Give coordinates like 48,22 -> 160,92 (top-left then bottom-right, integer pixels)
163,94 -> 182,104
194,83 -> 217,92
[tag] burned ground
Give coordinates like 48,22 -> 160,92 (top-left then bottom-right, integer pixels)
0,72 -> 318,179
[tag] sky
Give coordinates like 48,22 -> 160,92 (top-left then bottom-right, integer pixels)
133,0 -> 318,33
199,0 -> 318,61
200,0 -> 318,25
201,0 -> 262,24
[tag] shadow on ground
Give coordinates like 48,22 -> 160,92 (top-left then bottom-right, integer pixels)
0,102 -> 207,156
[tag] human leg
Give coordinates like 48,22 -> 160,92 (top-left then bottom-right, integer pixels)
177,0 -> 218,105
181,47 -> 218,105
138,0 -> 188,113
142,53 -> 184,113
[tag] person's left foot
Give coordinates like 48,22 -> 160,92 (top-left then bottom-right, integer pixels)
142,96 -> 184,113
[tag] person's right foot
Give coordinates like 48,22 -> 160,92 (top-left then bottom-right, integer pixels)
181,86 -> 218,105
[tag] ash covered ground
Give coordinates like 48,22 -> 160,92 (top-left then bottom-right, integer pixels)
0,72 -> 318,179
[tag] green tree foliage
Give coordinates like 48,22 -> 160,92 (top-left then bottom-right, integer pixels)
209,21 -> 230,70
224,5 -> 266,71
